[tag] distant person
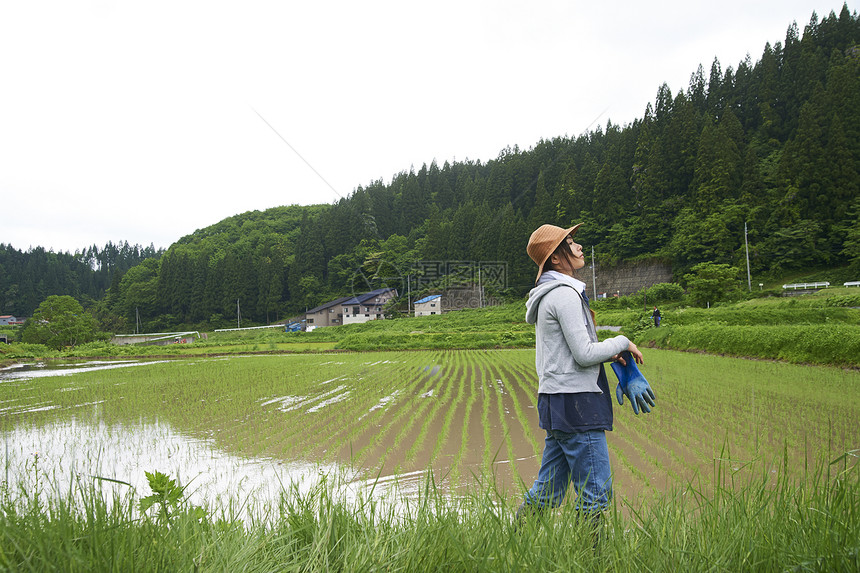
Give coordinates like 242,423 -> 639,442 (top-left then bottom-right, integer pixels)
652,306 -> 661,327
517,223 -> 655,543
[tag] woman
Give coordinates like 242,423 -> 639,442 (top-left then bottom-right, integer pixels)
517,223 -> 651,530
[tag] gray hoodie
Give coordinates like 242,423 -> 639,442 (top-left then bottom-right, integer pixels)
525,271 -> 630,394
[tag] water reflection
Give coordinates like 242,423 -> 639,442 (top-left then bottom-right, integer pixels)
0,354 -> 523,516
0,359 -> 173,381
2,418 -> 417,522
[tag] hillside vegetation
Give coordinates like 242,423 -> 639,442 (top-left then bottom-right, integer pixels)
3,283 -> 859,368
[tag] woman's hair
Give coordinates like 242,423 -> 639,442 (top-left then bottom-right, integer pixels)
544,238 -> 577,275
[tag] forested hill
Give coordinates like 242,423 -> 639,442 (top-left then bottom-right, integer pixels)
5,7 -> 860,333
0,242 -> 163,318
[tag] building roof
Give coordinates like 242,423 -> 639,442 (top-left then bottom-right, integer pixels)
414,294 -> 442,304
306,296 -> 354,314
308,289 -> 397,313
341,288 -> 397,305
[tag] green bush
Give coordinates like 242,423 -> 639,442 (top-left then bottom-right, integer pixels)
683,262 -> 743,306
591,293 -> 646,311
645,282 -> 684,303
21,295 -> 101,349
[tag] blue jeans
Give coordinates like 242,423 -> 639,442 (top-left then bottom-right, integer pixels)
524,429 -> 612,512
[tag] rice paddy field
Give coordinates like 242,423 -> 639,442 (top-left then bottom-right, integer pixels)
2,350 -> 858,503
1,349 -> 858,570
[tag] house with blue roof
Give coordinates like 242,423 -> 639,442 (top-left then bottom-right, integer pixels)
414,294 -> 442,316
338,288 -> 398,325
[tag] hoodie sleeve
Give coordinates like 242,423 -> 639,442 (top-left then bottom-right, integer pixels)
547,288 -> 630,367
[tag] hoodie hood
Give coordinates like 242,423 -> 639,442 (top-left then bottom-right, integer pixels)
525,271 -> 586,324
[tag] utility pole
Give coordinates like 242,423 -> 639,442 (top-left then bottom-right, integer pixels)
745,221 -> 752,291
237,299 -> 241,329
591,246 -> 597,301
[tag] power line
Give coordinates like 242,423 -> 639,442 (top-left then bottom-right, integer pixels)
251,107 -> 344,200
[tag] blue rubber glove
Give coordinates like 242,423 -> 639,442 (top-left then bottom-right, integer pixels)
610,351 -> 656,415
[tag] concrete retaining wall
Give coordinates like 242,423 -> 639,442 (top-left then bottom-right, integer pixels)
440,286 -> 502,311
111,332 -> 199,346
587,259 -> 674,298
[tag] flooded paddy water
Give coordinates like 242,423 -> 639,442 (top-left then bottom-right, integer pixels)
2,350 -> 857,519
0,358 -> 441,520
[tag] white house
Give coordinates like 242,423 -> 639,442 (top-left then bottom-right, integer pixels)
305,296 -> 353,331
340,288 -> 397,325
414,294 -> 442,316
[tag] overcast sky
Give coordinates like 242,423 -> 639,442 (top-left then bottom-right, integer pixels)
1,1 -> 850,253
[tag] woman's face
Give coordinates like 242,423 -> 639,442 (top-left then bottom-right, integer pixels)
552,236 -> 586,275
566,237 -> 586,270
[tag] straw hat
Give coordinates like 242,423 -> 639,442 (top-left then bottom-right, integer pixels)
526,223 -> 582,283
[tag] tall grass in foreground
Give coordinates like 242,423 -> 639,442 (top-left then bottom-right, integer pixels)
1,454 -> 857,572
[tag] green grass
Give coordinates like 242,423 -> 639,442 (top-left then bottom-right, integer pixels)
0,455 -> 857,572
589,287 -> 860,366
638,323 -> 860,366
